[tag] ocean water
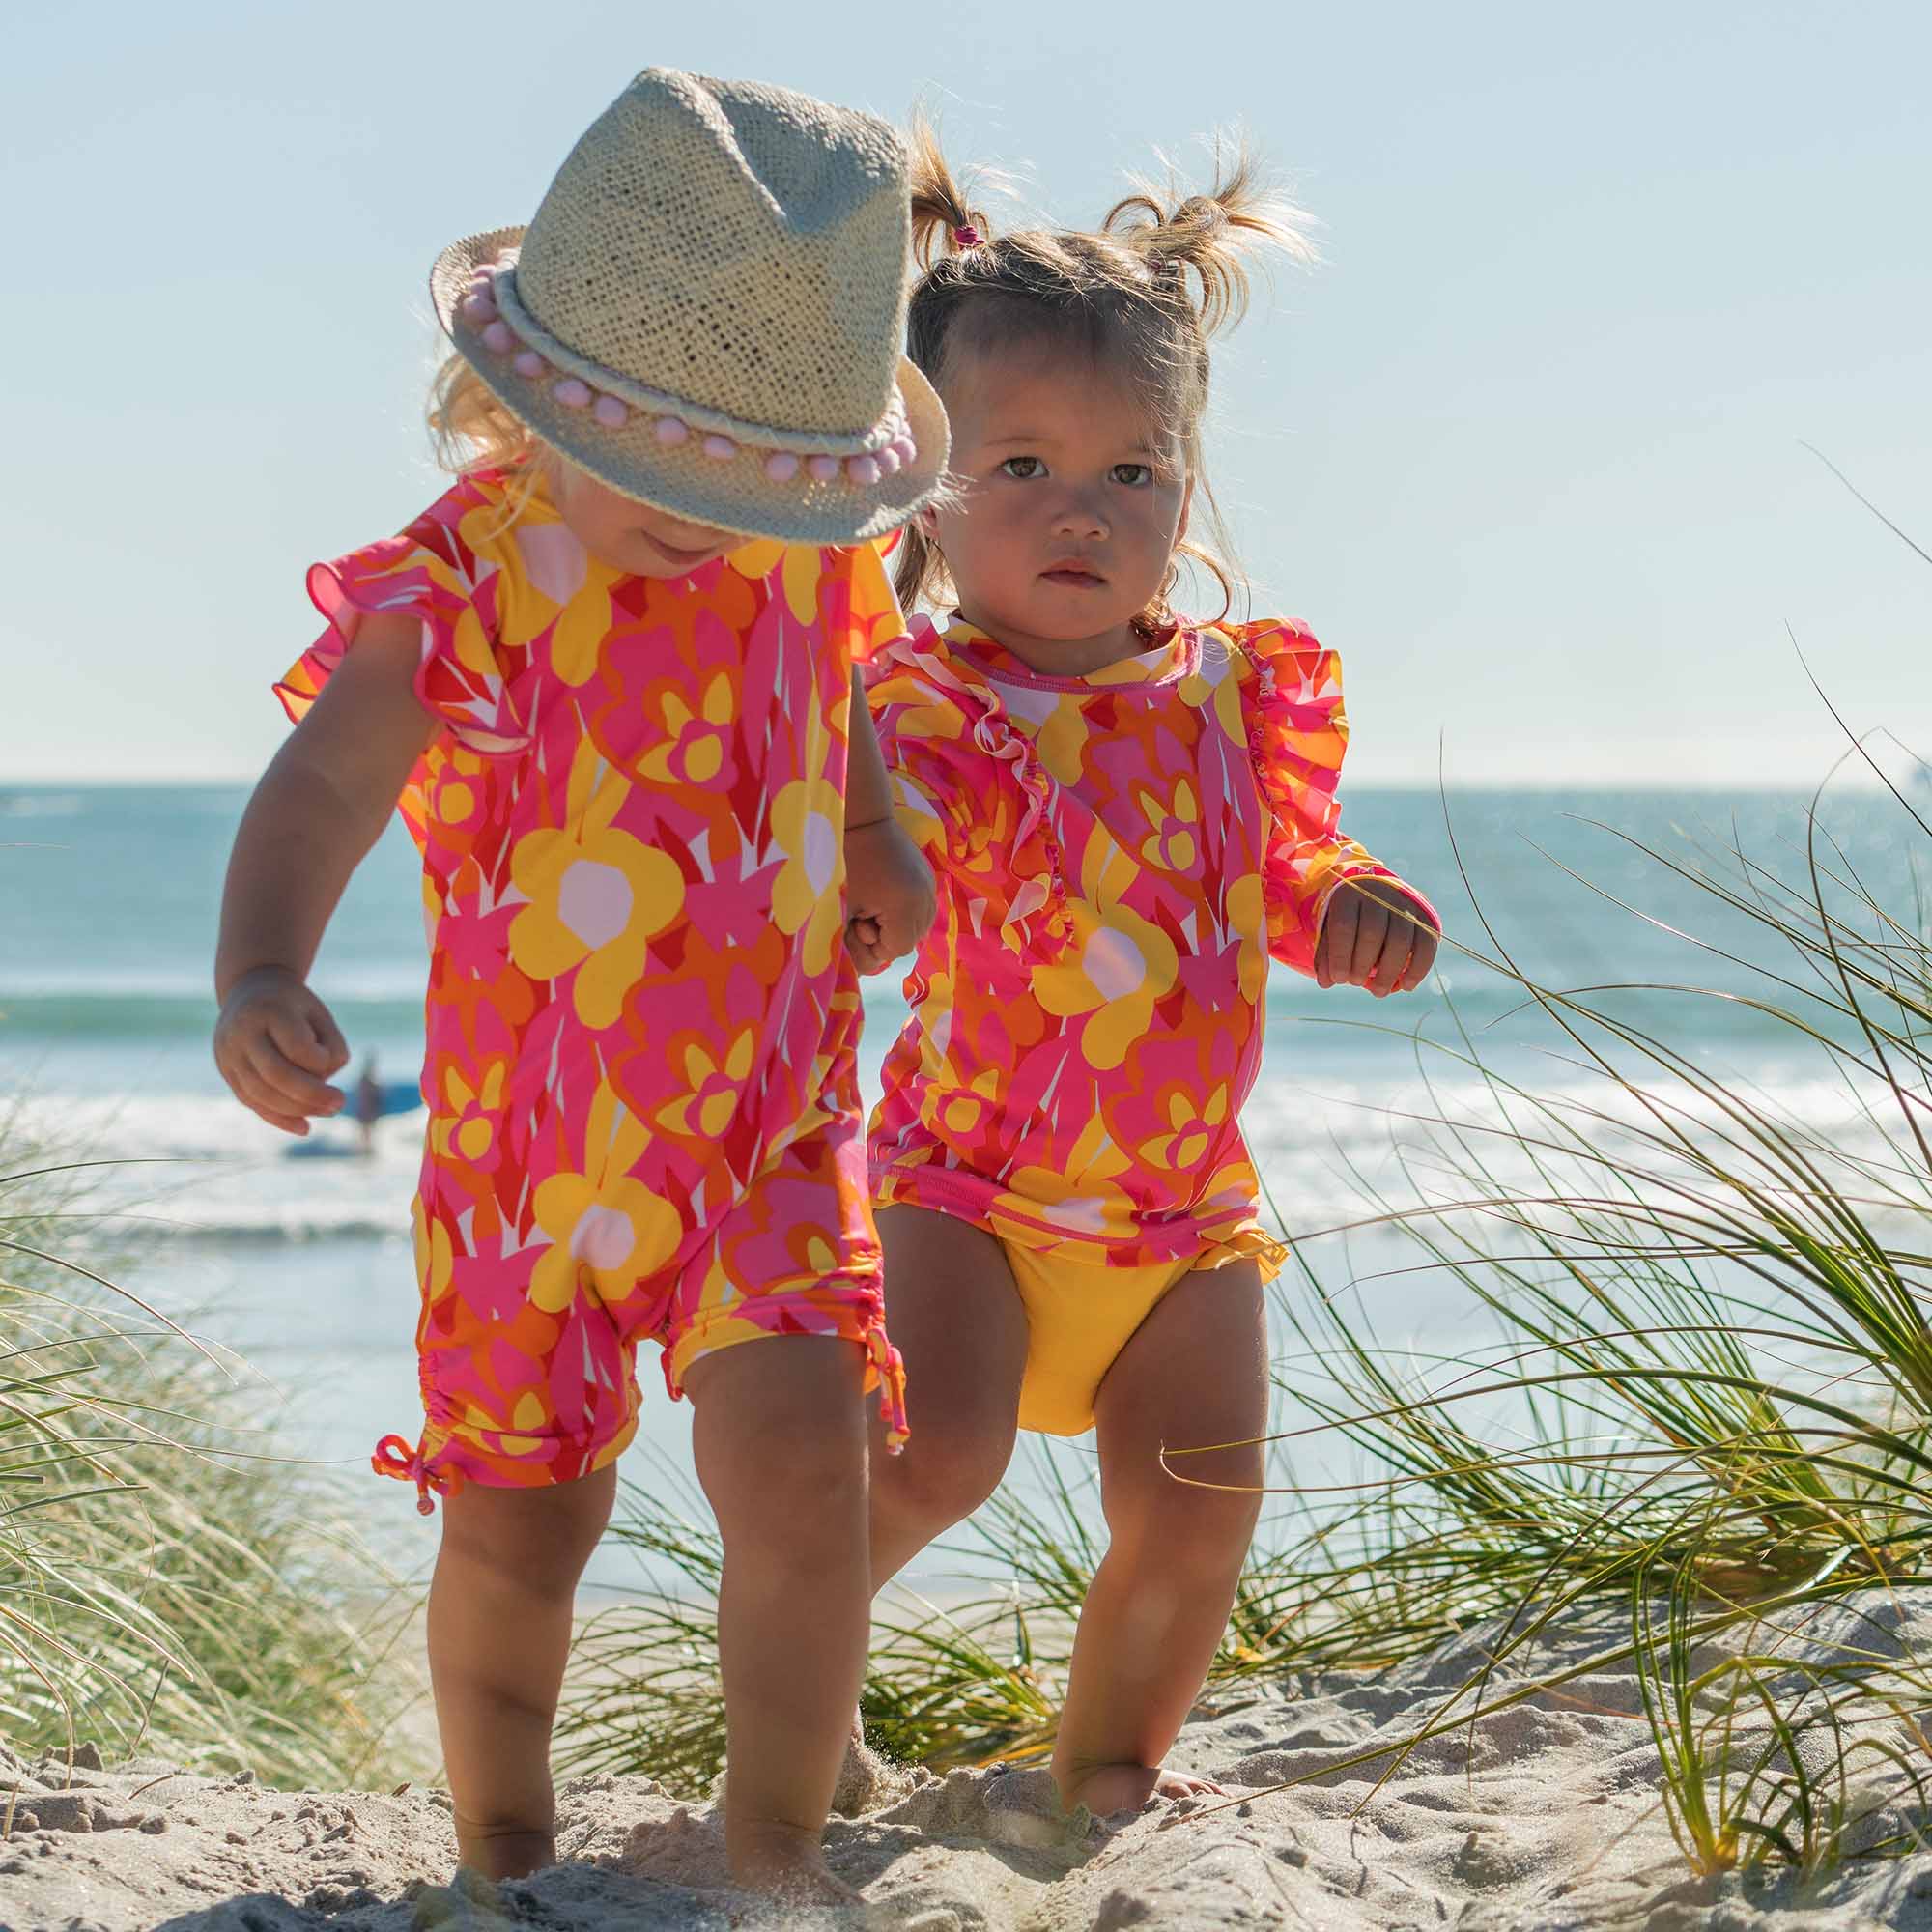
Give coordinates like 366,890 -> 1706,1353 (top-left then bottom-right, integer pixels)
2,781 -> 1921,1586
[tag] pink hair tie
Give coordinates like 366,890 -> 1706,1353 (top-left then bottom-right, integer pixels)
952,223 -> 982,250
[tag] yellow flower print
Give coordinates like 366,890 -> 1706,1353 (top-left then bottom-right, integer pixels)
639,672 -> 734,788
509,741 -> 686,1029
768,774 -> 846,977
1032,897 -> 1179,1071
1139,1087 -> 1230,1171
928,1067 -> 1003,1140
1136,777 -> 1199,873
1226,869 -> 1267,1004
1029,693 -> 1091,787
431,1061 -> 507,1165
871,670 -> 970,753
1209,659 -> 1248,747
467,497 -> 615,687
997,1114 -> 1136,1235
431,746 -> 488,832
489,1389 -> 553,1457
726,540 -> 823,624
656,1028 -> 756,1140
528,1080 -> 684,1313
412,1199 -> 456,1307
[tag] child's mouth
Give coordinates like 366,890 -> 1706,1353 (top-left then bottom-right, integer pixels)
648,534 -> 722,568
1040,565 -> 1105,588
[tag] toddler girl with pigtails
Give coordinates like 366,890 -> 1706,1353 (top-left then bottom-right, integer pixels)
861,130 -> 1441,1818
213,69 -> 944,1906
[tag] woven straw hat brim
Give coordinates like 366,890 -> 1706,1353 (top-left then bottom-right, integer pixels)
432,229 -> 949,546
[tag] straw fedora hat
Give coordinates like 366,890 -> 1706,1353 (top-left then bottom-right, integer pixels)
431,68 -> 948,545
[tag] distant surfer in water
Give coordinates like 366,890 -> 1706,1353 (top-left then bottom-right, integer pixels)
352,1054 -> 383,1157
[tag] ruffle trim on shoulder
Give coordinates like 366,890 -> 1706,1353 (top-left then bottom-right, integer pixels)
871,623 -> 1072,957
1226,618 -> 1350,923
279,537 -> 530,759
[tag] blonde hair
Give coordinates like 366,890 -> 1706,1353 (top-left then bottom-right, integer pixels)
426,353 -> 550,526
898,123 -> 1316,628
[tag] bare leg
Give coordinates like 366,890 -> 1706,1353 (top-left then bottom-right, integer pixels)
683,1335 -> 873,1904
867,1208 -> 1029,1591
428,1463 -> 616,1878
1052,1263 -> 1267,1818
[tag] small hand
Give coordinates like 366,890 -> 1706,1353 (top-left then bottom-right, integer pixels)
1314,880 -> 1438,997
843,817 -> 936,975
213,965 -> 352,1134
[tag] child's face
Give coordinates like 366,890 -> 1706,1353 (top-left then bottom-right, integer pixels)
927,342 -> 1191,671
549,457 -> 739,579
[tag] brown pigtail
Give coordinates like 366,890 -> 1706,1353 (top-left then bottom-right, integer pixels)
906,115 -> 993,270
1105,144 -> 1317,337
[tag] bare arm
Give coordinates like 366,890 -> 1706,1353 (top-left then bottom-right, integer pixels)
213,611 -> 437,1131
841,668 -> 936,974
843,668 -> 895,830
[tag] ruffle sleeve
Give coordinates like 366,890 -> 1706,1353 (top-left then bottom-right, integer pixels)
1234,619 -> 1439,978
866,619 -> 1071,956
275,480 -> 531,761
839,533 -> 910,666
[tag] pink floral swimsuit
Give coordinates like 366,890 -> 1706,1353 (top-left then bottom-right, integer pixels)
867,612 -> 1439,1269
277,469 -> 909,1509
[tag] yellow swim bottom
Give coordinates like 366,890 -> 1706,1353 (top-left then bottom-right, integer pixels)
1005,1247 -> 1202,1437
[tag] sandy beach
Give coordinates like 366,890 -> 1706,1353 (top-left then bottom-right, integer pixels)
8,1587 -> 1930,1931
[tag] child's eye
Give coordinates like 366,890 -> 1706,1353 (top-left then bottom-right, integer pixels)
998,456 -> 1044,480
1112,463 -> 1154,488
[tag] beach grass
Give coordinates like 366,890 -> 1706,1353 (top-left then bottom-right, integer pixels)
1215,753 -> 1932,1869
0,1128 -> 429,1786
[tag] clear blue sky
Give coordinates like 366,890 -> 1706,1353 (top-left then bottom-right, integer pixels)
4,1 -> 1927,785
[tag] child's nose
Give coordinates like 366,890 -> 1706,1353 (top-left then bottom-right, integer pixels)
1051,492 -> 1108,539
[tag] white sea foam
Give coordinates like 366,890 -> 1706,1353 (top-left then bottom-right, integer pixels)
14,1055 -> 1919,1249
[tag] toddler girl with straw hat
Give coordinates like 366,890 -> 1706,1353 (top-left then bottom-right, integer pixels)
213,67 -> 947,1906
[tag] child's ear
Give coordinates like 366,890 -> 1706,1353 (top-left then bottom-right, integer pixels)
918,502 -> 941,540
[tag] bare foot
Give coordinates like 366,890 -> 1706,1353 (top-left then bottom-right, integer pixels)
729,1819 -> 864,1906
449,1825 -> 555,1882
412,1866 -> 522,1930
1061,1762 -> 1230,1817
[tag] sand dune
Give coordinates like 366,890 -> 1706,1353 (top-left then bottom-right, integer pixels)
6,1591 -> 1929,1929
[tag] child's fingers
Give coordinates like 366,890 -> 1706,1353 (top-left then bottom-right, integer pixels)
245,1038 -> 344,1118
1395,927 -> 1441,992
224,1065 -> 313,1136
843,919 -> 889,973
1315,893 -> 1355,989
1347,893 -> 1391,987
844,928 -> 888,974
1370,926 -> 1415,999
273,1003 -> 349,1076
874,910 -> 918,959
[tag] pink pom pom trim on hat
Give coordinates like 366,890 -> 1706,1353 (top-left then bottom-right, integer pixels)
654,416 -> 689,446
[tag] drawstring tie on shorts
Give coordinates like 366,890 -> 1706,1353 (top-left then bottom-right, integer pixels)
373,1434 -> 456,1515
867,1325 -> 910,1454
